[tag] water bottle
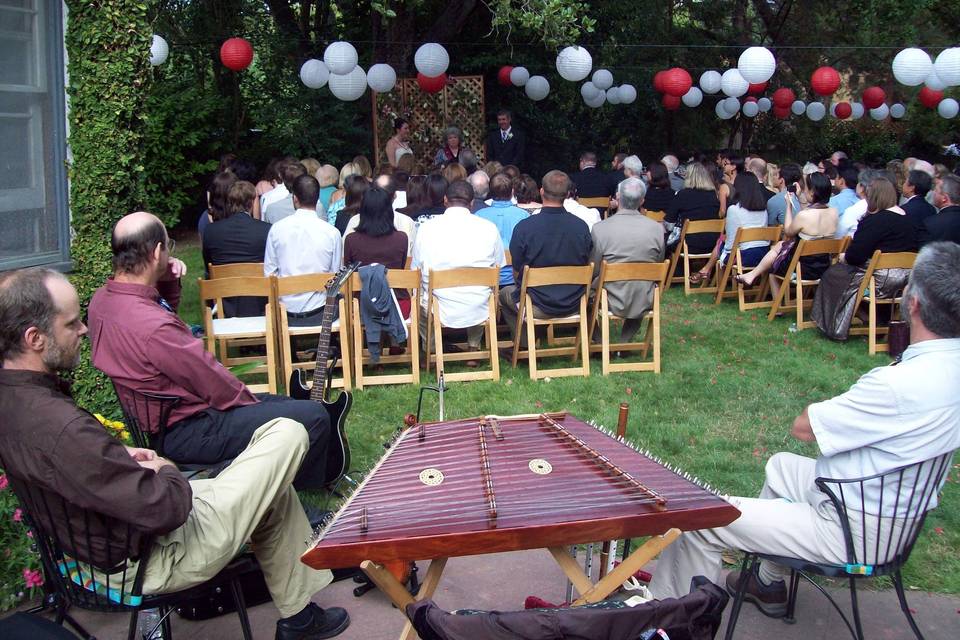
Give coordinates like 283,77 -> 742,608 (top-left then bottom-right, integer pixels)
137,608 -> 165,639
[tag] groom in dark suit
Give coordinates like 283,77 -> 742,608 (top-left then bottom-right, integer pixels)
486,109 -> 526,169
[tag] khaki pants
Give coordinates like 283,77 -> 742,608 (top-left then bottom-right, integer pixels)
418,306 -> 485,351
142,418 -> 332,617
648,452 -> 848,600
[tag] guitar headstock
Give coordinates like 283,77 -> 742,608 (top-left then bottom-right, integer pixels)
325,262 -> 360,296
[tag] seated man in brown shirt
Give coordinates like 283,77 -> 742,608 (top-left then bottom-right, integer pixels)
87,212 -> 332,490
0,268 -> 348,640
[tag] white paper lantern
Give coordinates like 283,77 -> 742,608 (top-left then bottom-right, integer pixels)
720,69 -> 749,97
556,46 -> 592,82
890,103 -> 906,119
605,87 -> 621,105
791,100 -> 806,116
869,103 -> 890,120
737,46 -> 776,84
324,41 -> 358,75
525,75 -> 550,101
414,43 -> 449,77
699,70 -> 722,94
618,84 -> 637,104
584,91 -> 606,108
757,97 -> 772,112
299,59 -> 329,89
938,98 -> 959,119
723,96 -> 740,113
367,63 -> 396,93
580,81 -> 600,101
150,35 -> 169,66
829,102 -> 838,117
510,66 -> 530,87
592,69 -> 614,91
682,86 -> 703,107
851,102 -> 865,119
742,101 -> 760,117
806,102 -> 826,121
328,66 -> 366,101
716,100 -> 736,120
934,48 -> 960,86
892,48 -> 932,86
924,69 -> 947,91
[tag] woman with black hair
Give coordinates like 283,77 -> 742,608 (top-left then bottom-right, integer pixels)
410,174 -> 448,224
643,160 -> 677,213
334,175 -> 370,235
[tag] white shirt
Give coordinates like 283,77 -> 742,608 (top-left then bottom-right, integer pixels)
836,199 -> 867,238
563,198 -> 602,230
808,338 -> 960,513
260,183 -> 288,213
264,208 -> 343,313
343,210 -> 417,255
411,206 -> 506,328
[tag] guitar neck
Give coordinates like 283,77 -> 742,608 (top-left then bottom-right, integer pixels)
309,294 -> 338,402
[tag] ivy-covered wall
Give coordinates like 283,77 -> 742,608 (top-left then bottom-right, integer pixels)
64,0 -> 154,409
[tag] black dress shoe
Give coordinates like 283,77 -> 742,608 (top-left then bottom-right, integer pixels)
276,603 -> 350,640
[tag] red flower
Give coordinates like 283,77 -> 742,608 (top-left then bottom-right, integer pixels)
0,473 -> 8,490
23,568 -> 43,589
12,508 -> 22,522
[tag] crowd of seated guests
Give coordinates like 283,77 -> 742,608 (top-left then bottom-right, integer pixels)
196,145 -> 959,354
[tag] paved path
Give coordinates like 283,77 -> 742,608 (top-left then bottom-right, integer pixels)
7,552 -> 958,639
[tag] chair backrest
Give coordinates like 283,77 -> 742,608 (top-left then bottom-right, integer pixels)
733,225 -> 782,246
871,251 -> 917,271
684,218 -> 725,235
112,384 -> 180,454
198,275 -> 273,302
797,237 -> 847,258
274,272 -> 336,298
815,450 -> 955,573
521,264 -> 594,287
598,260 -> 670,286
577,196 -> 609,210
207,262 -> 264,279
349,268 -> 421,294
428,267 -> 499,290
1,465 -> 149,613
644,209 -> 666,222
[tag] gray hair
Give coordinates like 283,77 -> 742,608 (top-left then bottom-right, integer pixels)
468,170 -> 490,198
939,174 -> 960,205
661,155 -> 679,172
460,148 -> 479,174
857,169 -> 880,193
444,126 -> 463,144
0,268 -> 68,362
747,157 -> 767,180
904,242 -> 960,338
617,177 -> 647,210
623,155 -> 644,177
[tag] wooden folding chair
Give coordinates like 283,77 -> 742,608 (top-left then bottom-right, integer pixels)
767,237 -> 848,327
577,196 -> 609,218
847,250 -> 916,354
275,272 -> 352,391
351,269 -> 421,389
510,264 -> 593,380
198,275 -> 277,393
424,267 -> 500,382
679,218 -> 725,296
644,209 -> 666,222
589,260 -> 669,375
714,225 -> 782,307
206,262 -> 270,355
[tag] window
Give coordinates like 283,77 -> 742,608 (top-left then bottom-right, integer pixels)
0,0 -> 70,271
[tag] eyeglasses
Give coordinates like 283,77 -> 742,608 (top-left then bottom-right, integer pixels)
164,238 -> 176,253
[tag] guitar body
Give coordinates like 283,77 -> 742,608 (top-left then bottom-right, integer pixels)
290,369 -> 352,486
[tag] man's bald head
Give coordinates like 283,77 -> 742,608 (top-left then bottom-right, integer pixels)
111,211 -> 168,276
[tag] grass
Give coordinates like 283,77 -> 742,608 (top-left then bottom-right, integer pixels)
175,239 -> 960,595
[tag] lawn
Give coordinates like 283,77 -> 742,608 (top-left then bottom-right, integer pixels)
175,239 -> 959,594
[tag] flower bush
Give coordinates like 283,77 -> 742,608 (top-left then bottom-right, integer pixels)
0,472 -> 42,610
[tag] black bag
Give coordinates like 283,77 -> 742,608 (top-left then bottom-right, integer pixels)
175,553 -> 270,621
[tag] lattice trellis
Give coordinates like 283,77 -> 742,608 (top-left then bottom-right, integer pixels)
372,75 -> 486,170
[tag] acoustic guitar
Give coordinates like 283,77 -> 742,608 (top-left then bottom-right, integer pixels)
288,263 -> 359,486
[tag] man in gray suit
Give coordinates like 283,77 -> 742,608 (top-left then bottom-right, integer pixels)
590,177 -> 666,341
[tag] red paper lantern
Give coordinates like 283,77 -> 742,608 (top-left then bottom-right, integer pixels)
662,68 -> 693,98
662,94 -> 681,110
497,66 -> 514,87
653,71 -> 666,93
744,96 -> 758,103
772,87 -> 795,108
810,66 -> 841,96
773,105 -> 791,119
417,72 -> 447,94
220,37 -> 254,72
834,102 -> 852,119
918,86 -> 943,109
862,86 -> 885,109
748,82 -> 768,95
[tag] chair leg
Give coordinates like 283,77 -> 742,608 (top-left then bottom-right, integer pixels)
723,554 -> 756,640
230,578 -> 254,640
128,610 -> 139,640
783,569 -> 800,624
847,578 -> 865,640
893,570 -> 925,640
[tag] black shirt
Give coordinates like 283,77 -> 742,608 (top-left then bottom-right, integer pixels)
920,205 -> 960,246
202,212 -> 272,317
666,188 -> 721,254
845,210 -> 919,267
644,186 -> 676,214
509,206 -> 593,315
570,167 -> 613,198
902,196 -> 937,232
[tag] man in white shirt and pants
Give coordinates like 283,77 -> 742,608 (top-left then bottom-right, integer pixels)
411,180 -> 505,354
264,175 -> 343,326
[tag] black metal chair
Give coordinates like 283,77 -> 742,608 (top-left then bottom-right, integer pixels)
3,465 -> 254,640
724,451 -> 955,640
